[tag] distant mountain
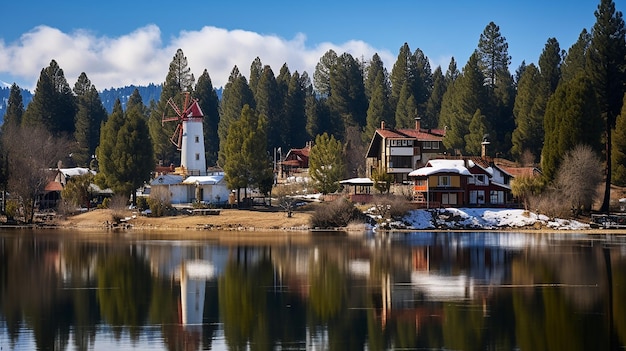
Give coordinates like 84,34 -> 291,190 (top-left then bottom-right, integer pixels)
0,87 -> 33,124
0,84 -> 223,123
100,84 -> 162,113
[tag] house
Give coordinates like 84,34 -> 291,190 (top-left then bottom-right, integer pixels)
280,143 -> 311,179
409,159 -> 471,207
409,158 -> 518,208
150,171 -> 230,205
365,118 -> 446,184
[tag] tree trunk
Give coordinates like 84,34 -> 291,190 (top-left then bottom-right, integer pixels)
601,125 -> 612,213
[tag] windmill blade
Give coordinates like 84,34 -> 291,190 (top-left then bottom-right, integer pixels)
170,123 -> 183,150
167,97 -> 183,117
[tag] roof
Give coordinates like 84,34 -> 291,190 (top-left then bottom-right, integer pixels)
183,174 -> 225,185
44,181 -> 63,192
499,166 -> 541,177
409,159 -> 471,177
151,174 -> 184,186
367,127 -> 445,158
375,127 -> 445,141
59,167 -> 95,177
340,177 -> 374,186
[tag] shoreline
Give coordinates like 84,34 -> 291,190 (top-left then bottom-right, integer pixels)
6,207 -> 625,236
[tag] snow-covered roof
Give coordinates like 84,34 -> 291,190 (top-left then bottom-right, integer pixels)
60,167 -> 95,177
151,174 -> 184,186
183,174 -> 225,185
340,177 -> 374,185
409,159 -> 471,177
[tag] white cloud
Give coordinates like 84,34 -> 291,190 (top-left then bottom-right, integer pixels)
0,25 -> 396,92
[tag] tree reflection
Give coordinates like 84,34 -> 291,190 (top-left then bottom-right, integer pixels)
96,247 -> 152,340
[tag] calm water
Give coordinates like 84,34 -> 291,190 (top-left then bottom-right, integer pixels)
1,228 -> 626,351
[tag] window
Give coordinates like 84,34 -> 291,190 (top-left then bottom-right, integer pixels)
195,153 -> 200,161
438,176 -> 451,187
389,156 -> 412,168
470,190 -> 485,204
422,141 -> 440,150
490,190 -> 504,204
442,193 -> 457,205
195,136 -> 200,143
475,174 -> 486,185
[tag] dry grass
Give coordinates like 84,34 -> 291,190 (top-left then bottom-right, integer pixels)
57,207 -> 313,232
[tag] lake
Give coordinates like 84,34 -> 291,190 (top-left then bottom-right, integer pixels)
1,228 -> 626,350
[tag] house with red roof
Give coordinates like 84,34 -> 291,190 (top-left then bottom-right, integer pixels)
365,118 -> 446,184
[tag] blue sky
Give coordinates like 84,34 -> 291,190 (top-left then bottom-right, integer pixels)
1,0 -> 621,91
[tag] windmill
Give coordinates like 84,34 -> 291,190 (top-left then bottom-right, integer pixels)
162,92 -> 207,176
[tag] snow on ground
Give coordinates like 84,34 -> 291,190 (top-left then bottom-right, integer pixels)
379,207 -> 590,231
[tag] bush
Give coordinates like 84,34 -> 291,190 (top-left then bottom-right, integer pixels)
136,196 -> 149,211
310,197 -> 364,228
370,194 -> 413,222
147,186 -> 172,217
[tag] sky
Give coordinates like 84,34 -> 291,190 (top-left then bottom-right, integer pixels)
1,0 -> 623,92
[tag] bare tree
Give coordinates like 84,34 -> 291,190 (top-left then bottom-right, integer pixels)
273,182 -> 307,218
554,144 -> 604,215
2,124 -> 71,223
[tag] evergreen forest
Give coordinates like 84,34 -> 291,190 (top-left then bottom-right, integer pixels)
0,0 -> 625,216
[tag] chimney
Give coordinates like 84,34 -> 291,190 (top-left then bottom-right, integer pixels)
481,140 -> 490,159
414,117 -> 421,131
381,120 -> 385,130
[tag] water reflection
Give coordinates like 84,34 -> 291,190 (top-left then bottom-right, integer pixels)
1,230 -> 626,350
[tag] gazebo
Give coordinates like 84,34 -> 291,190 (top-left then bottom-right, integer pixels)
340,177 -> 374,204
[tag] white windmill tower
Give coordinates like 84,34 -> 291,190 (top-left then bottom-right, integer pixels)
162,92 -> 207,176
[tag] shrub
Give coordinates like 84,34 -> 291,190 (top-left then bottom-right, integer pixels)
370,194 -> 413,222
310,197 -> 364,228
136,196 -> 149,211
147,186 -> 172,217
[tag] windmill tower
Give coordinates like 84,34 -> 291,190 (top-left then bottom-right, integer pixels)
162,92 -> 206,176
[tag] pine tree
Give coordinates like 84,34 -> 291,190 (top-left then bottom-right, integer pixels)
394,82 -> 418,129
22,60 -> 77,136
511,64 -> 545,162
390,43 -> 414,112
195,70 -> 220,167
612,93 -> 626,185
148,49 -> 193,167
217,66 -> 255,166
587,0 -> 626,212
223,105 -> 271,203
313,50 -> 338,97
249,57 -> 263,97
465,109 -> 492,156
328,52 -> 368,137
364,70 -> 393,142
538,38 -> 562,94
95,99 -> 125,191
424,66 -> 446,129
73,73 -> 107,166
309,132 -> 345,194
255,65 -> 282,150
2,83 -> 24,132
412,48 -> 433,119
541,74 -> 603,180
477,22 -> 511,88
364,53 -> 387,100
284,71 -> 309,148
477,22 -> 514,154
96,98 -> 154,204
440,53 -> 488,154
561,29 -> 591,83
612,94 -> 626,186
